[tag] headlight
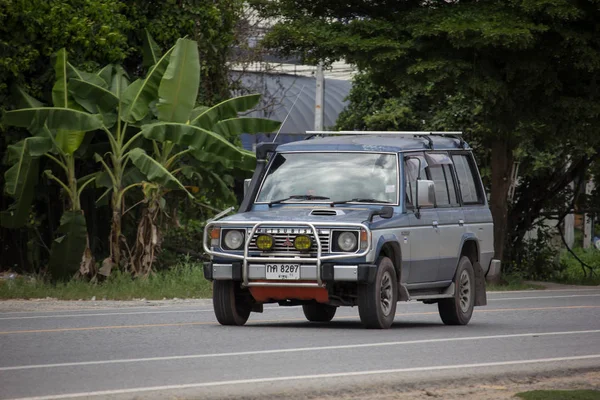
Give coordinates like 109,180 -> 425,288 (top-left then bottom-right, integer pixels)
223,230 -> 244,250
336,231 -> 358,252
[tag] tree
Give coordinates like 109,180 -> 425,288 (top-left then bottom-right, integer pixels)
2,38 -> 279,279
0,1 -> 245,273
252,0 -> 600,268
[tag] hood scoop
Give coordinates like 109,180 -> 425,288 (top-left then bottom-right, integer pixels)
310,209 -> 345,216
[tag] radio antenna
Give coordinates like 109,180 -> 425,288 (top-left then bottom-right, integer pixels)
273,85 -> 305,143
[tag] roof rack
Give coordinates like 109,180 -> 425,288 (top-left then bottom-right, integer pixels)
300,130 -> 464,149
304,131 -> 462,136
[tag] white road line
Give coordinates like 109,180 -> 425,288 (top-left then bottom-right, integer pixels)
488,294 -> 600,301
2,293 -> 599,320
7,354 -> 600,400
2,329 -> 599,372
488,288 -> 600,294
0,309 -> 215,320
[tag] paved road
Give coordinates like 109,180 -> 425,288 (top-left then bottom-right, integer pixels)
1,288 -> 599,400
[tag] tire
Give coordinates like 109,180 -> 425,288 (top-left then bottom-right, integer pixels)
358,257 -> 398,329
213,280 -> 251,326
302,303 -> 337,322
438,256 -> 475,325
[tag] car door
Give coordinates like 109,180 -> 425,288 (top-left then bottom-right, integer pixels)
451,152 -> 495,270
425,152 -> 465,282
404,154 -> 440,283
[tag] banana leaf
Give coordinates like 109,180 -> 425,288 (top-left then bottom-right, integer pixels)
157,38 -> 200,123
51,49 -> 83,109
190,106 -> 209,122
97,64 -> 114,87
3,108 -> 103,132
12,85 -> 43,109
142,29 -> 162,68
140,122 -> 248,166
1,137 -> 53,228
121,46 -> 174,123
109,65 -> 130,97
128,148 -> 193,197
68,79 -> 119,114
213,117 -> 281,139
68,62 -> 107,88
48,211 -> 88,281
190,94 -> 261,129
55,131 -> 88,155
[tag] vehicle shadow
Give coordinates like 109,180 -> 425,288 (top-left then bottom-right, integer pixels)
244,320 -> 445,330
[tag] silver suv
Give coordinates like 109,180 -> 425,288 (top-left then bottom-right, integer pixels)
203,132 -> 499,329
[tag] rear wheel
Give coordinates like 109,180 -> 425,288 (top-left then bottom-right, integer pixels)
438,256 -> 475,325
302,303 -> 337,322
358,257 -> 397,329
213,280 -> 252,326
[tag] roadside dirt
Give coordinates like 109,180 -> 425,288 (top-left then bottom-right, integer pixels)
256,369 -> 600,400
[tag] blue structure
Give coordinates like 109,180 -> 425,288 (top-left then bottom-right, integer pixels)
234,72 -> 352,151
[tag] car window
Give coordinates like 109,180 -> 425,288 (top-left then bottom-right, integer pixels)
404,155 -> 427,207
428,165 -> 450,206
452,154 -> 483,204
426,152 -> 459,207
256,152 -> 399,204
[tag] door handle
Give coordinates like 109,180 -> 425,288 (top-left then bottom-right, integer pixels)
458,219 -> 464,226
432,220 -> 439,228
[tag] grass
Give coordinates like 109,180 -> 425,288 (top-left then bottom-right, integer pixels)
515,390 -> 600,400
0,260 -> 212,300
487,274 -> 546,291
558,248 -> 600,286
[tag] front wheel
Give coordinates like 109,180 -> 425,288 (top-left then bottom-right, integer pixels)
213,280 -> 252,326
438,256 -> 475,325
302,303 -> 337,322
358,257 -> 398,329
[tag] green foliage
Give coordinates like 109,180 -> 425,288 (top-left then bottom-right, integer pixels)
516,390 -> 600,400
0,259 -> 212,300
0,0 -> 130,104
48,211 -> 88,281
0,1 -> 245,275
559,248 -> 600,285
506,228 -> 564,281
256,0 -> 600,267
122,0 -> 242,105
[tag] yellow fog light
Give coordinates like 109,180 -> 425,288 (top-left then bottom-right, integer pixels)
294,235 -> 312,251
256,234 -> 274,251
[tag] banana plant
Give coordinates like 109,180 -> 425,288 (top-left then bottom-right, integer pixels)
3,36 -> 280,278
2,49 -> 103,279
126,41 -> 281,276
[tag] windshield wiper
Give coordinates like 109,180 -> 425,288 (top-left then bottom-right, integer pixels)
268,195 -> 331,207
332,198 -> 391,206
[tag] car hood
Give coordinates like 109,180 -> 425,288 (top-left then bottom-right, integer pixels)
219,206 -> 374,225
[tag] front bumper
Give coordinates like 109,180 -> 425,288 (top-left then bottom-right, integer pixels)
203,220 -> 372,288
203,262 -> 377,284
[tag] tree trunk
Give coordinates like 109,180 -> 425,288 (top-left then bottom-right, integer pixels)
489,138 -> 515,282
101,191 -> 122,277
131,196 -> 162,277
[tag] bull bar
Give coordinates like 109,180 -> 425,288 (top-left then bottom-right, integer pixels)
203,219 -> 372,288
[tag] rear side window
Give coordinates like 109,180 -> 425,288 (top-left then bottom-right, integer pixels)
428,164 -> 459,207
452,154 -> 483,204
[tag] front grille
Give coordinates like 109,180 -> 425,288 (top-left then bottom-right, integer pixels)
249,227 -> 330,253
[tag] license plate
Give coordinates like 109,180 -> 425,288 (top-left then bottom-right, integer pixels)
266,264 -> 300,280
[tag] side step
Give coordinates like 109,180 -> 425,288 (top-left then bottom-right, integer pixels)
402,282 -> 455,301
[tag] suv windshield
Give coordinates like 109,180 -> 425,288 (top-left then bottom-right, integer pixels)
256,152 -> 398,204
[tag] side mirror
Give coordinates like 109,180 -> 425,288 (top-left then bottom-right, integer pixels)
243,178 -> 252,198
416,180 -> 436,208
368,206 -> 394,222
